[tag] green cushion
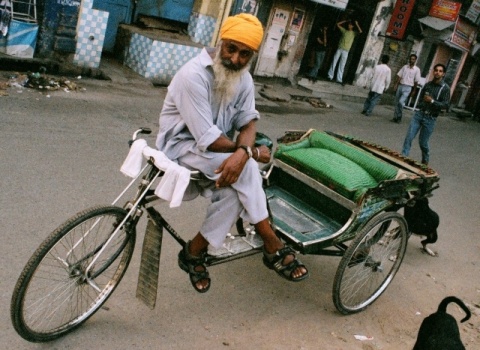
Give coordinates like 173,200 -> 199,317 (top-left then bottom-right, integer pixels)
274,130 -> 399,202
279,148 -> 378,201
308,131 -> 398,182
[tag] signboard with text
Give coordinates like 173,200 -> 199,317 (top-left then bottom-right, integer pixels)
449,17 -> 477,51
466,0 -> 480,24
429,0 -> 461,21
385,0 -> 416,40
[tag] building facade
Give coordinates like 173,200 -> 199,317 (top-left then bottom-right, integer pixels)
7,0 -> 479,113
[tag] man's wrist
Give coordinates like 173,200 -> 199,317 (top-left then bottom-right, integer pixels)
238,145 -> 252,158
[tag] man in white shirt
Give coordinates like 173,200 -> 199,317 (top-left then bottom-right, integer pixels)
392,54 -> 422,123
362,55 -> 391,116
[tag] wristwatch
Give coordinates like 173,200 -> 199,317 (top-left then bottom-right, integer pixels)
431,99 -> 435,104
238,145 -> 253,158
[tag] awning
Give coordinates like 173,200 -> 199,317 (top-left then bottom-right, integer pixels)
310,0 -> 348,10
418,16 -> 456,31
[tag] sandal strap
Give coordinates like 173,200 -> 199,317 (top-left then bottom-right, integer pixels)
264,246 -> 296,264
182,241 -> 206,263
263,246 -> 309,282
178,241 -> 211,293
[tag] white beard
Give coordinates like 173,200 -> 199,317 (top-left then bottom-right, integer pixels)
212,50 -> 250,104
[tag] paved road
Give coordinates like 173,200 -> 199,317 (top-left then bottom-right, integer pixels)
1,65 -> 479,349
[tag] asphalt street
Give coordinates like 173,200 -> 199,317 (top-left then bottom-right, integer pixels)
1,64 -> 479,349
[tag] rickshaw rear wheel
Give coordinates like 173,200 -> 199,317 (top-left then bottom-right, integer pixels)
333,212 -> 407,315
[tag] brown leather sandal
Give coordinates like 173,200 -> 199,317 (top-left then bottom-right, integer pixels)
178,241 -> 211,293
263,246 -> 309,282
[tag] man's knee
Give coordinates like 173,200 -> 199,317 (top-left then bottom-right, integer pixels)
212,186 -> 239,202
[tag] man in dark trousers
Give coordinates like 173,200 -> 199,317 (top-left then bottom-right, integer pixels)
307,26 -> 328,82
401,63 -> 450,165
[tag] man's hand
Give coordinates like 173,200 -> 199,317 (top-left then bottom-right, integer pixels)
214,149 -> 248,187
254,145 -> 271,163
423,94 -> 434,103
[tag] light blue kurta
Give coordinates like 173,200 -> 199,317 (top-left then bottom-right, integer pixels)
156,47 -> 268,248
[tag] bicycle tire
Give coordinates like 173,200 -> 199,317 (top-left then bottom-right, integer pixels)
11,205 -> 136,342
332,212 -> 407,315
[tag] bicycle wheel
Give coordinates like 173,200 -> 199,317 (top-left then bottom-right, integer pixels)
333,212 -> 407,315
11,205 -> 136,342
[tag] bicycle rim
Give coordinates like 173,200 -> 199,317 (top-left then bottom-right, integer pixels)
333,212 -> 407,314
11,206 -> 135,342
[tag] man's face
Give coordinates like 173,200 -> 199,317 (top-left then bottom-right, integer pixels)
409,55 -> 417,65
433,66 -> 445,80
220,40 -> 254,71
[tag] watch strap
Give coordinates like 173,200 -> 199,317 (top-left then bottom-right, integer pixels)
238,145 -> 252,158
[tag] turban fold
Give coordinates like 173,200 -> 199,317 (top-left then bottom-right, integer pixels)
220,14 -> 264,51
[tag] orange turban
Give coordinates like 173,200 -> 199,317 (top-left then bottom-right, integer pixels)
219,14 -> 264,51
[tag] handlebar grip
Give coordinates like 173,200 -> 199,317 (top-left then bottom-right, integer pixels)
129,128 -> 152,147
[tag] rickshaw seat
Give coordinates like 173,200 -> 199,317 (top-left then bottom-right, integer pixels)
274,130 -> 399,202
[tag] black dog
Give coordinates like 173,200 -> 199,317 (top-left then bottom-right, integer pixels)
413,296 -> 471,350
404,197 -> 439,256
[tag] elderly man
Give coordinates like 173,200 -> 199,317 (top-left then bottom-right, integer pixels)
156,14 -> 309,293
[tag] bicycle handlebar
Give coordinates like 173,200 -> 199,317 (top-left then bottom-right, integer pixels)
129,128 -> 152,147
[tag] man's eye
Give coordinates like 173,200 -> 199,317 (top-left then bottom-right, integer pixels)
240,51 -> 252,58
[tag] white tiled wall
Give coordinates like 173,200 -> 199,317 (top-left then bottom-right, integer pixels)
73,7 -> 109,68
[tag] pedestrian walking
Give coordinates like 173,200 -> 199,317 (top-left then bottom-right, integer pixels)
401,63 -> 450,165
307,26 -> 328,82
327,20 -> 362,85
362,54 -> 391,116
392,54 -> 421,123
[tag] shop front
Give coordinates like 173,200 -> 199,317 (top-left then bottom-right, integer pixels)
252,0 -> 316,82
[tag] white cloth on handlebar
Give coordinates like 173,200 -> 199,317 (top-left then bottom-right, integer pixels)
120,139 -> 147,177
120,139 -> 191,207
143,147 -> 190,208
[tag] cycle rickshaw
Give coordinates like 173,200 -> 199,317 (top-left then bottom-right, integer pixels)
11,128 -> 439,342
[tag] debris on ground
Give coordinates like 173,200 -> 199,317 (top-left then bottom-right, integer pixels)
291,94 -> 332,108
354,334 -> 374,341
259,84 -> 291,102
1,68 -> 86,96
0,81 -> 9,96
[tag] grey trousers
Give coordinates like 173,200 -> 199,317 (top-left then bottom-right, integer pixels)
178,151 -> 268,248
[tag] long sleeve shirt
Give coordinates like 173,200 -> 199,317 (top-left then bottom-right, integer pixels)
418,80 -> 451,117
156,48 -> 259,160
